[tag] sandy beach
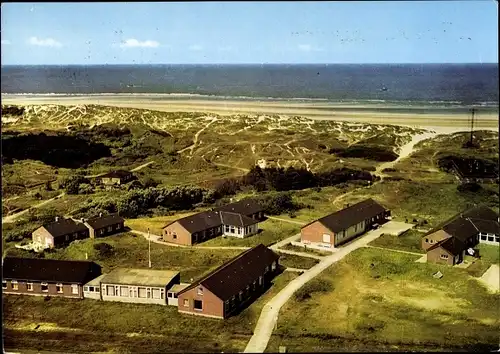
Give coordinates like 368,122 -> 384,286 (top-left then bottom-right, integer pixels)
2,94 -> 498,134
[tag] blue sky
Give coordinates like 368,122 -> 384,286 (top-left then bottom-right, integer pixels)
1,1 -> 498,65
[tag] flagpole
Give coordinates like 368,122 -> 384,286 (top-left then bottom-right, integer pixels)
148,228 -> 152,268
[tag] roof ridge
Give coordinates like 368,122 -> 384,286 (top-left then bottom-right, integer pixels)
178,244 -> 266,294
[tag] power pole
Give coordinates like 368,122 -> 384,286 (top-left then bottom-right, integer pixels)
469,107 -> 475,146
148,228 -> 152,268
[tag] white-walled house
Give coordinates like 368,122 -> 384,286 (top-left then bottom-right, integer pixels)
99,268 -> 180,306
220,211 -> 259,238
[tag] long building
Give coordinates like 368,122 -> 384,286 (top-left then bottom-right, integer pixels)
177,244 -> 280,319
300,198 -> 390,249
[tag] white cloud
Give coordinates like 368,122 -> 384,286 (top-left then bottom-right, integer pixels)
189,44 -> 203,51
298,44 -> 324,52
119,38 -> 159,48
1,40 -> 11,45
28,36 -> 62,48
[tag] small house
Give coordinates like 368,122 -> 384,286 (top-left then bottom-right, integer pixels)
99,268 -> 180,306
32,217 -> 90,249
98,170 -> 134,186
213,198 -> 265,221
301,199 -> 389,248
2,257 -> 102,299
177,244 -> 280,319
83,213 -> 125,238
167,283 -> 190,306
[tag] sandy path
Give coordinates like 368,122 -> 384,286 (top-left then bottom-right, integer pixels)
374,130 -> 438,178
2,193 -> 65,224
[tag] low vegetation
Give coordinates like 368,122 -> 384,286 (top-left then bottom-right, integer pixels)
272,247 -> 499,352
368,229 -> 426,254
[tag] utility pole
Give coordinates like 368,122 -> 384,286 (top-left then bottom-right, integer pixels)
470,107 -> 475,146
148,228 -> 152,268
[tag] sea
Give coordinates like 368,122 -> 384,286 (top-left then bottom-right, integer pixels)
1,64 -> 498,106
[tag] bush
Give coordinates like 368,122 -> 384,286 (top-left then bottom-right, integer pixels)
59,175 -> 91,195
457,182 -> 482,193
78,183 -> 94,195
93,242 -> 114,258
142,177 -> 160,188
257,192 -> 302,215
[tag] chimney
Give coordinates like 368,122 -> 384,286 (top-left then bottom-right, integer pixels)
55,216 -> 59,222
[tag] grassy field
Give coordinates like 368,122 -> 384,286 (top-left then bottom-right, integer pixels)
466,243 -> 500,277
368,229 -> 426,254
200,219 -> 301,247
277,253 -> 320,270
268,247 -> 499,352
4,232 -> 242,282
125,212 -> 201,235
2,270 -> 297,353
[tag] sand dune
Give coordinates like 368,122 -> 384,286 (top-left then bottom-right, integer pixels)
2,94 -> 498,133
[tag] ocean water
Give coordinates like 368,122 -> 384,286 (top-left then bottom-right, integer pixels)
1,64 -> 498,105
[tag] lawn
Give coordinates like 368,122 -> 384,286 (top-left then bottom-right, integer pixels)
277,253 -> 319,270
2,267 -> 297,353
280,242 -> 331,256
125,212 -> 200,235
269,247 -> 500,352
199,218 -> 301,248
368,229 -> 426,254
466,243 -> 500,277
4,233 -> 242,283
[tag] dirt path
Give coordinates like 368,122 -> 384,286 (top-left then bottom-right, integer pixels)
130,161 -> 155,172
283,268 -> 308,273
374,131 -> 437,178
212,162 -> 250,173
178,117 -> 218,155
266,216 -> 307,226
364,245 -> 424,256
129,229 -> 250,250
2,193 -> 65,224
243,221 -> 411,353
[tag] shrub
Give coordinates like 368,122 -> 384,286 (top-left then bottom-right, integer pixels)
78,183 -> 94,195
93,242 -> 114,258
294,278 -> 333,301
142,177 -> 160,188
257,192 -> 301,215
457,182 -> 482,193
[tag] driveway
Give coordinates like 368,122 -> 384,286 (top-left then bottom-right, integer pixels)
243,220 -> 414,353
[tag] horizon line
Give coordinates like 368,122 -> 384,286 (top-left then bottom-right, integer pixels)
1,62 -> 498,67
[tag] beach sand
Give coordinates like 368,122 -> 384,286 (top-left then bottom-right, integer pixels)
2,94 -> 498,134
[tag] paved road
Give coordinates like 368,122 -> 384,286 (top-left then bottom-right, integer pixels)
266,216 -> 307,226
269,233 -> 301,250
2,192 -> 65,224
243,221 -> 413,353
274,248 -> 324,260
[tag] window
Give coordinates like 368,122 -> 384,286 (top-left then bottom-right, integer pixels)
11,280 -> 18,290
108,226 -> 113,232
183,299 -> 189,307
425,238 -> 429,243
480,234 -> 487,240
197,287 -> 203,295
271,262 -> 276,271
56,283 -> 63,293
429,240 -> 434,244
138,287 -> 147,298
120,286 -> 129,297
27,283 -> 33,291
265,266 -> 269,273
89,286 -> 94,292
225,225 -> 230,233
168,292 -> 173,298
65,235 -> 70,241
173,233 -> 177,239
71,284 -> 79,294
230,226 -> 235,234
174,293 -> 178,299
322,234 -> 331,243
238,227 -> 242,234
41,282 -> 49,292
106,285 -> 115,296
152,288 -> 161,299
117,224 -> 121,230
94,287 -> 100,293
160,289 -> 164,299
488,236 -> 494,242
258,276 -> 263,285
440,254 -> 449,259
2,280 -> 6,289
84,286 -> 89,291
194,300 -> 203,311
100,229 -> 105,235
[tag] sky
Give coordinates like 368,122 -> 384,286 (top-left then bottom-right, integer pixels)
1,1 -> 498,65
